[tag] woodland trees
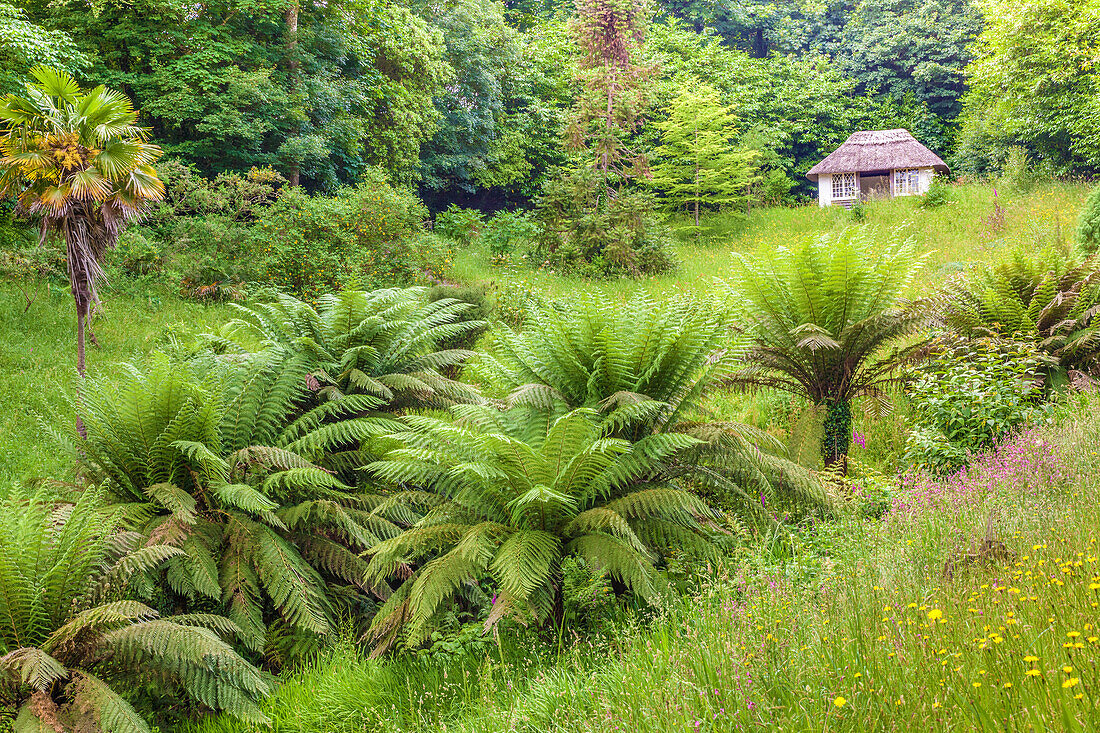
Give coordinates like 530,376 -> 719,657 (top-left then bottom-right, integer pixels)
956,0 -> 1100,174
649,84 -> 758,229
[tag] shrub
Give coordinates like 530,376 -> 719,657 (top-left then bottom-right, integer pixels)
1076,184 -> 1100,256
848,198 -> 867,222
363,406 -> 716,651
254,175 -> 435,298
920,176 -> 952,209
113,228 -> 169,278
216,288 -> 484,418
756,168 -> 796,207
904,340 -> 1052,474
481,210 -> 539,260
434,205 -> 484,243
535,169 -> 677,278
482,291 -> 828,519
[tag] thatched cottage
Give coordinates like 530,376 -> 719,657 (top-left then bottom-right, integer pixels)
806,129 -> 949,208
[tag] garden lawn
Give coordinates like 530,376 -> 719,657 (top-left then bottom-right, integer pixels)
451,180 -> 1092,303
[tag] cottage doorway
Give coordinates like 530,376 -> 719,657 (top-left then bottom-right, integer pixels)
860,174 -> 890,199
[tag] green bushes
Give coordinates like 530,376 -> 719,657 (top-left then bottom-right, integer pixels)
253,177 -> 442,298
904,341 -> 1052,474
1077,184 -> 1100,256
535,170 -> 677,277
69,354 -> 401,660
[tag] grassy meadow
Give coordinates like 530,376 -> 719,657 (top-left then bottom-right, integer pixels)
190,398 -> 1100,733
2,179 -> 1098,731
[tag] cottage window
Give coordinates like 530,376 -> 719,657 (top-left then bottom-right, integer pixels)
894,168 -> 920,195
832,172 -> 858,200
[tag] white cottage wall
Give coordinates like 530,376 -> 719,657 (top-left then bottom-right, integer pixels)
818,173 -> 832,207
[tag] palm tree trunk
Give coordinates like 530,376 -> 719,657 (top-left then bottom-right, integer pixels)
76,303 -> 87,437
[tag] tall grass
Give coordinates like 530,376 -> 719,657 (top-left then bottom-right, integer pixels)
194,396 -> 1100,732
0,283 -> 231,483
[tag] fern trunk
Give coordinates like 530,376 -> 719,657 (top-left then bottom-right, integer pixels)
821,398 -> 851,473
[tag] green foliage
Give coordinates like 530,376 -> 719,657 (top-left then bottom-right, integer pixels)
939,247 -> 1100,387
535,168 -> 676,277
416,0 -> 523,196
434,205 -> 485,243
364,406 -> 715,651
728,226 -> 933,466
482,291 -> 828,517
920,175 -> 952,209
837,0 -> 981,151
956,0 -> 1100,175
0,485 -> 268,730
481,210 -> 539,259
68,354 -> 401,660
649,84 -> 759,230
904,341 -> 1051,474
253,175 -> 437,298
1076,184 -> 1100,256
0,3 -> 87,94
217,287 -> 484,415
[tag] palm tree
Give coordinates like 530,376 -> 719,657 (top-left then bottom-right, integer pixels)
215,288 -> 484,413
481,292 -> 828,518
0,66 -> 164,376
67,354 -> 402,660
363,406 -> 715,653
940,246 -> 1100,388
727,227 -> 933,470
0,486 -> 269,731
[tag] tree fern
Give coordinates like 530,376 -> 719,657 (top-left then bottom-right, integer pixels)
362,406 -> 718,653
726,226 -> 933,469
0,485 -> 268,731
481,291 -> 829,518
940,245 -> 1100,387
66,354 -> 402,662
213,287 -> 485,414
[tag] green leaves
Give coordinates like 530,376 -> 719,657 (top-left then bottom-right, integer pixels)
940,245 -> 1100,386
727,225 -> 933,464
69,355 -> 401,659
0,486 -> 268,730
364,405 -> 713,650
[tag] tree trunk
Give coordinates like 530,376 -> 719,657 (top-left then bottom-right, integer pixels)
285,0 -> 301,187
821,398 -> 851,474
76,304 -> 87,438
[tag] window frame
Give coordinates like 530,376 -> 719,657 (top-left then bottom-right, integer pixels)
893,168 -> 921,196
832,172 -> 858,200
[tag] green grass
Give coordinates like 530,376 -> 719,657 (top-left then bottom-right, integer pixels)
451,180 -> 1092,302
0,282 -> 231,483
191,398 -> 1100,732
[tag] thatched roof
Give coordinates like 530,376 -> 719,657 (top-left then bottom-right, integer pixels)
805,129 -> 949,182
